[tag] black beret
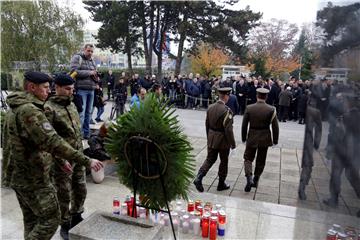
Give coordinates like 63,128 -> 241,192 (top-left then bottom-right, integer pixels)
24,71 -> 52,84
54,74 -> 75,86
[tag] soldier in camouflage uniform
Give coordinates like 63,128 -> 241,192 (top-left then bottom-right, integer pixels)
44,74 -> 87,240
2,71 -> 103,240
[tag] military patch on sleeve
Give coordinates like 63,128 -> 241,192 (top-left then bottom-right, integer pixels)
42,122 -> 53,131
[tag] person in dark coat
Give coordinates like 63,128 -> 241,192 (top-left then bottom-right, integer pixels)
106,70 -> 115,100
193,87 -> 236,192
297,89 -> 309,124
226,94 -> 239,116
235,77 -> 248,115
323,93 -> 360,208
312,78 -> 331,121
298,99 -> 322,200
242,88 -> 279,192
278,86 -> 292,122
93,84 -> 105,122
113,78 -> 128,117
247,79 -> 260,105
201,77 -> 212,109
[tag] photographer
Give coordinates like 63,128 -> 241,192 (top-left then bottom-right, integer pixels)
70,44 -> 98,139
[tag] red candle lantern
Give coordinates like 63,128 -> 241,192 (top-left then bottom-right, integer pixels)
187,200 -> 195,212
209,216 -> 218,240
195,200 -> 202,209
201,213 -> 210,238
112,197 -> 120,215
197,206 -> 203,216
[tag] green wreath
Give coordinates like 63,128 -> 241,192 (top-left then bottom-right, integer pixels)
105,94 -> 195,209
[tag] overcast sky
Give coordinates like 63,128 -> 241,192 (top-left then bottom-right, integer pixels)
59,0 -> 355,30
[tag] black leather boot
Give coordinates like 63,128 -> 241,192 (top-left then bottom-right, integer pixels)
193,172 -> 205,192
252,175 -> 260,188
217,181 -> 230,191
298,182 -> 307,200
323,196 -> 338,208
60,222 -> 71,240
70,213 -> 84,228
244,176 -> 253,192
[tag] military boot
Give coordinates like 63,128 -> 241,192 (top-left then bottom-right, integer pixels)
60,222 -> 71,240
252,175 -> 260,188
70,213 -> 84,228
323,196 -> 338,208
298,182 -> 307,200
217,180 -> 230,191
193,172 -> 205,192
244,176 -> 253,192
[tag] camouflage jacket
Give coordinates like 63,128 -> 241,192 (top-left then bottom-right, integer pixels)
45,95 -> 83,165
2,92 -> 90,189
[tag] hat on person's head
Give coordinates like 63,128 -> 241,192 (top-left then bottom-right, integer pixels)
217,87 -> 232,95
256,88 -> 270,94
24,71 -> 52,84
54,74 -> 75,86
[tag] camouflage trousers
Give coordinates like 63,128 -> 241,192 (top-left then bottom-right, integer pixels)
52,162 -> 87,225
14,186 -> 60,240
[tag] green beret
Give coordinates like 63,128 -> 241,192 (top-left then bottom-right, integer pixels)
24,71 -> 52,84
54,74 -> 75,86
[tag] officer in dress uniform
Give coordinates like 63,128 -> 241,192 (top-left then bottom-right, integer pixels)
242,88 -> 279,192
193,87 -> 236,192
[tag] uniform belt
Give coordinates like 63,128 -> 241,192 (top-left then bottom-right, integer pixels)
250,127 -> 269,130
209,128 -> 225,133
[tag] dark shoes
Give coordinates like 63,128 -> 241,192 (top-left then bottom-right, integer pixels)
95,118 -> 103,122
217,181 -> 230,191
60,222 -> 70,240
298,183 -> 307,200
323,198 -> 338,208
252,176 -> 260,188
193,173 -> 204,192
244,176 -> 253,192
71,213 -> 84,228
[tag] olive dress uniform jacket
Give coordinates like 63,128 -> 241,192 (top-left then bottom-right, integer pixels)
242,100 -> 279,147
206,100 -> 236,150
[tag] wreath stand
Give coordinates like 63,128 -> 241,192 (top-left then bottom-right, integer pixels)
124,136 -> 177,240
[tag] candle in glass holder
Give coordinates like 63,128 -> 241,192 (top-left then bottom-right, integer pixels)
197,206 -> 203,216
113,197 -> 120,215
218,210 -> 226,236
215,204 -> 222,211
171,212 -> 179,230
211,210 -> 218,217
182,215 -> 190,234
195,200 -> 202,209
201,213 -> 210,238
193,218 -> 201,235
120,203 -> 127,216
209,216 -> 218,240
187,200 -> 195,212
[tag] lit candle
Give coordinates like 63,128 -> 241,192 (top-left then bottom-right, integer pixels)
209,216 -> 218,240
201,213 -> 210,238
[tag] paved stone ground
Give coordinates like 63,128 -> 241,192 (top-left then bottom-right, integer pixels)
98,101 -> 359,217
